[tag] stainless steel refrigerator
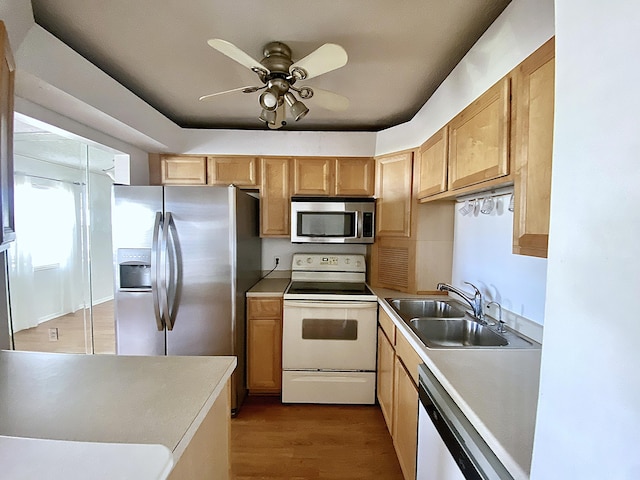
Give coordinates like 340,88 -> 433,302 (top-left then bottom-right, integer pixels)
112,185 -> 261,413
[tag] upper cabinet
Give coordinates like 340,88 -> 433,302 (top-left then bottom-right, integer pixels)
260,157 -> 291,238
292,157 -> 375,197
207,156 -> 259,187
160,155 -> 207,185
292,157 -> 333,196
335,157 -> 375,196
416,126 -> 448,199
375,152 -> 414,238
512,38 -> 555,258
448,76 -> 511,191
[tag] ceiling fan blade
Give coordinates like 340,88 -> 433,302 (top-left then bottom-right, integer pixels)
291,44 -> 348,80
268,103 -> 286,130
199,86 -> 264,102
207,39 -> 269,73
306,87 -> 350,112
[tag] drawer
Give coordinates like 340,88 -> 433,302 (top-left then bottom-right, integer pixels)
395,332 -> 422,386
378,307 -> 396,345
248,297 -> 282,319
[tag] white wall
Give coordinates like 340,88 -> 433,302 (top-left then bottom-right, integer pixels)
530,1 -> 640,478
452,193 -> 547,324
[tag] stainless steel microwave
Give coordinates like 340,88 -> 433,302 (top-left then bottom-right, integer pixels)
290,197 -> 375,244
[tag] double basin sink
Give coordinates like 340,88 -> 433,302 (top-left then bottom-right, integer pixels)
386,298 -> 537,349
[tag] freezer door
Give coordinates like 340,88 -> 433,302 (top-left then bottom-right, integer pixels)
112,186 -> 165,355
164,186 -> 233,356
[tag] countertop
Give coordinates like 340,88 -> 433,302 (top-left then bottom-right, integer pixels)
246,275 -> 290,297
373,287 -> 541,480
0,351 -> 236,479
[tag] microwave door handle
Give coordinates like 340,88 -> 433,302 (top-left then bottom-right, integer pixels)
356,210 -> 362,240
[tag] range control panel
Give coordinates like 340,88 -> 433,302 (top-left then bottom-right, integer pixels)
291,253 -> 365,273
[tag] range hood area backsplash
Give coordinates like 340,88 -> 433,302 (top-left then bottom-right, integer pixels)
261,239 -> 366,273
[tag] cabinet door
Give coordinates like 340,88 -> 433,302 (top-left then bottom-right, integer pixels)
377,327 -> 395,434
292,157 -> 333,196
448,77 -> 510,190
247,297 -> 282,394
393,356 -> 418,480
161,155 -> 207,185
376,152 -> 413,237
417,126 -> 448,199
260,157 -> 291,237
335,157 -> 375,196
207,156 -> 259,187
512,38 -> 555,258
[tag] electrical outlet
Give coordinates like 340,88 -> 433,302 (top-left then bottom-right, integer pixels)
48,328 -> 59,341
273,256 -> 280,268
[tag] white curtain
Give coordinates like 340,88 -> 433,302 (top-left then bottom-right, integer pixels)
8,174 -> 83,332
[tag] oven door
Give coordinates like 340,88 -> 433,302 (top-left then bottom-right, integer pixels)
282,300 -> 378,371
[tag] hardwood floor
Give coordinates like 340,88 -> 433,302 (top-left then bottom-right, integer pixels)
231,396 -> 404,480
12,300 -> 115,354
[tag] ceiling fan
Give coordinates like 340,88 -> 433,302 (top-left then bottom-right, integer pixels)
199,39 -> 349,129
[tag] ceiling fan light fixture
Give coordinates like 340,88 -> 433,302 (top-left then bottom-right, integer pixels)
259,88 -> 279,111
284,92 -> 309,121
259,108 -> 277,125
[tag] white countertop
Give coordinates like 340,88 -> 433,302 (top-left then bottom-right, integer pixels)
374,288 -> 541,479
246,276 -> 290,297
0,436 -> 173,480
0,351 -> 236,478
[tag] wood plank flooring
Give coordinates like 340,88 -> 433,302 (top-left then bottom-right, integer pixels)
12,300 -> 115,354
231,396 -> 404,480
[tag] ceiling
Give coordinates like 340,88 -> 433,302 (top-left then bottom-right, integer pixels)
30,0 -> 511,132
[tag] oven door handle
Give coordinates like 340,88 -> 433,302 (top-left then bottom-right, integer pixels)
284,300 -> 377,309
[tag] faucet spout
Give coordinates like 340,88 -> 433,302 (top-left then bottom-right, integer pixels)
437,282 -> 485,323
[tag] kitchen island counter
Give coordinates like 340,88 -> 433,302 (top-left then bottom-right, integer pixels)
0,350 -> 236,479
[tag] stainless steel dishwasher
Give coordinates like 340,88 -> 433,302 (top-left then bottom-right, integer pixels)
417,364 -> 513,480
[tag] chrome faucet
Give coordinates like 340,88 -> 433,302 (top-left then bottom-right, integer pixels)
437,282 -> 485,323
486,301 -> 507,333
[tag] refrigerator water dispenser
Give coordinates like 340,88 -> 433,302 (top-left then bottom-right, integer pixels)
117,248 -> 152,290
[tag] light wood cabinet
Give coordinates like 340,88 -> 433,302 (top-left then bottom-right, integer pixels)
375,151 -> 414,237
417,126 -> 449,199
246,297 -> 282,394
292,157 -> 333,195
392,356 -> 418,480
160,155 -> 207,185
377,326 -> 395,434
207,156 -> 259,187
292,157 -> 375,197
512,37 -> 555,258
448,76 -> 511,191
335,157 -> 375,196
260,157 -> 291,237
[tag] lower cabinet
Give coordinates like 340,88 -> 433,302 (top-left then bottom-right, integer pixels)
377,327 -> 395,432
377,308 -> 420,480
246,297 -> 282,394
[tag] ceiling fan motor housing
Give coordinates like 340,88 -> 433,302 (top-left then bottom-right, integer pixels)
261,42 -> 295,80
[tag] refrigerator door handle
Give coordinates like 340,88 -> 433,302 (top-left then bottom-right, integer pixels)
151,211 -> 164,331
161,212 -> 176,331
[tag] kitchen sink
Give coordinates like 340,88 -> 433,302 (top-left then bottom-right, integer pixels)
409,318 -> 508,348
386,298 -> 467,321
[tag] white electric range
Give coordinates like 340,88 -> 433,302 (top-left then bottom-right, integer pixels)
282,253 -> 378,404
